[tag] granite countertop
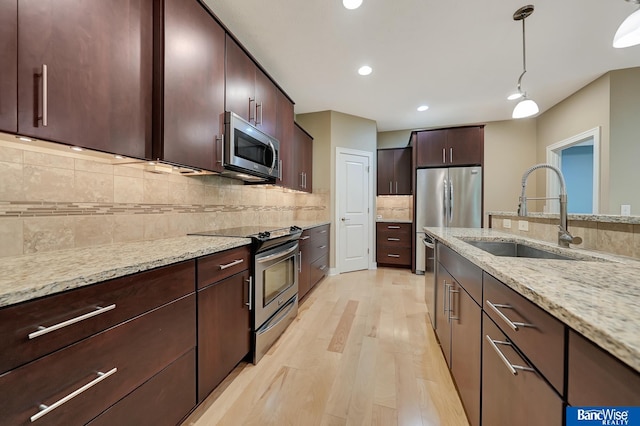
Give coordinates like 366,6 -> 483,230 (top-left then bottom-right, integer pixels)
376,219 -> 413,224
0,220 -> 333,309
488,211 -> 640,225
424,227 -> 640,373
0,236 -> 251,309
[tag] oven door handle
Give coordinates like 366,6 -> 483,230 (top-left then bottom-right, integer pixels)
257,244 -> 298,263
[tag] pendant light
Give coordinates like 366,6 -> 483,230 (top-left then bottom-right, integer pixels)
613,0 -> 640,48
510,5 -> 539,119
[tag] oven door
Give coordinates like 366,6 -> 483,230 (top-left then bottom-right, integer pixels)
254,240 -> 299,328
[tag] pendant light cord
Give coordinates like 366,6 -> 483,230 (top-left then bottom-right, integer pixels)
517,17 -> 527,94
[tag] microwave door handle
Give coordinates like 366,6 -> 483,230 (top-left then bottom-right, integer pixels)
268,140 -> 277,173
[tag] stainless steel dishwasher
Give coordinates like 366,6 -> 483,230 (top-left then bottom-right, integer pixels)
423,235 -> 437,328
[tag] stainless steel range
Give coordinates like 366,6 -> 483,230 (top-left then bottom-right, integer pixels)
189,225 -> 302,363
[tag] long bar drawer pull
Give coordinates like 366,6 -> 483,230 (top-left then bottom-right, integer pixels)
485,335 -> 535,376
28,304 -> 116,340
387,238 -> 400,241
486,300 -> 534,331
387,254 -> 400,258
30,367 -> 118,422
387,226 -> 400,229
219,259 -> 244,270
300,236 -> 311,240
318,245 -> 327,249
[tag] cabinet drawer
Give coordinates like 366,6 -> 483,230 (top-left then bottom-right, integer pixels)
0,260 -> 195,374
306,224 -> 329,239
376,222 -> 411,240
377,247 -> 411,266
483,273 -> 565,394
438,243 -> 482,304
88,348 -> 196,426
197,245 -> 251,289
307,234 -> 329,263
567,330 -> 640,406
482,314 -> 563,426
309,254 -> 329,288
0,294 -> 196,426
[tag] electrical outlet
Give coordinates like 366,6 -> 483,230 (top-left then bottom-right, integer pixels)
621,205 -> 631,216
376,214 -> 383,220
503,218 -> 512,229
518,220 -> 529,231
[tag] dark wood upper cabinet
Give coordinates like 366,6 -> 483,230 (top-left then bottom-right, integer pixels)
292,123 -> 313,193
17,0 -> 153,159
276,89 -> 294,187
415,126 -> 483,167
225,34 -> 278,136
0,0 -> 17,133
155,0 -> 225,172
377,148 -> 411,195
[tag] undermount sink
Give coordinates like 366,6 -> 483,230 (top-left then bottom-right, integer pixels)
464,240 -> 576,261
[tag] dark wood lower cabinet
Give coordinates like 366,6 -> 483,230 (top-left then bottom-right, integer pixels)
0,294 -> 196,425
482,314 -> 563,426
434,263 -> 452,366
88,348 -> 196,426
567,330 -> 640,406
197,270 -> 251,401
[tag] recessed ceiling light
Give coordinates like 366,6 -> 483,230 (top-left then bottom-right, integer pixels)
343,0 -> 363,10
70,146 -> 83,152
358,65 -> 372,76
417,105 -> 429,112
507,93 -> 523,100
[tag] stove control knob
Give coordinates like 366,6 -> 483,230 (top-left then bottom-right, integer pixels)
258,231 -> 271,239
290,225 -> 302,232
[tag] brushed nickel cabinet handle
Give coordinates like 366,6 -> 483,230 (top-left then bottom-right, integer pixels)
28,304 -> 116,340
246,276 -> 253,310
216,133 -> 225,164
30,368 -> 117,422
450,147 -> 453,163
387,226 -> 400,229
219,259 -> 244,270
387,254 -> 400,258
318,245 -> 327,249
387,238 -> 400,241
319,230 -> 327,234
41,64 -> 48,127
389,181 -> 392,193
448,287 -> 459,321
248,98 -> 256,123
395,182 -> 398,193
486,300 -> 534,331
299,236 -> 310,240
442,148 -> 445,163
485,335 -> 535,376
256,102 -> 263,124
298,251 -> 302,272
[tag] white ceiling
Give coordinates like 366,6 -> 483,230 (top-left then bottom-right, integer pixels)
203,0 -> 640,132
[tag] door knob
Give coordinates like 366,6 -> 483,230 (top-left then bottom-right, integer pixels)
341,217 -> 351,222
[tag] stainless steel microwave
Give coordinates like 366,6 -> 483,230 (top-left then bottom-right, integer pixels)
222,111 -> 280,182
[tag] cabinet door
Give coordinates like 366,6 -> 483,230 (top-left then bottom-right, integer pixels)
567,331 -> 640,406
294,123 -> 313,193
198,270 -> 251,401
415,129 -> 446,167
394,148 -> 412,195
482,314 -> 563,426
275,89 -> 294,187
161,0 -> 225,172
450,284 -> 481,426
447,127 -> 483,166
435,263 -> 452,366
17,0 -> 153,158
255,68 -> 277,136
376,149 -> 394,195
0,0 -> 17,133
225,35 -> 255,122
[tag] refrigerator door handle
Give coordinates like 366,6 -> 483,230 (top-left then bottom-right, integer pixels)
443,178 -> 448,224
449,179 -> 454,223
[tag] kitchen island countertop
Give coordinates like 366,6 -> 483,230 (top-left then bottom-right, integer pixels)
425,226 -> 640,373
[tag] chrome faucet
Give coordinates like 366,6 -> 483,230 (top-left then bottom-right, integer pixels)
517,164 -> 582,248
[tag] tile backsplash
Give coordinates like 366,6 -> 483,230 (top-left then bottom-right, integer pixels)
0,136 -> 329,258
375,195 -> 413,222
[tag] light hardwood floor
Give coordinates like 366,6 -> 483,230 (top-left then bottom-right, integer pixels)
182,268 -> 469,426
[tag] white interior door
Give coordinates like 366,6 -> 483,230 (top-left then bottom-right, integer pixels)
337,149 -> 372,273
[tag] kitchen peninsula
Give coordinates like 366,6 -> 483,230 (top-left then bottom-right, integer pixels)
425,226 -> 640,425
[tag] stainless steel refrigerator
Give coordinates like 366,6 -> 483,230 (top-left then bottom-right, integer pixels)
415,166 -> 482,274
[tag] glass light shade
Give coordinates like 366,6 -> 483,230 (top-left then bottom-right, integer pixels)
613,8 -> 640,48
512,98 -> 539,118
343,0 -> 363,10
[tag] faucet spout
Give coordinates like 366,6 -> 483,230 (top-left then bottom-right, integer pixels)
518,164 -> 581,248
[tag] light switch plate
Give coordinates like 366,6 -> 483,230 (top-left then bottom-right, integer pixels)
518,220 -> 529,231
503,218 -> 512,229
621,205 -> 631,216
376,214 -> 383,219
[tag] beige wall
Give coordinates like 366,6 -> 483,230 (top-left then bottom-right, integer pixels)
483,120 -> 537,225
377,130 -> 412,149
535,73 -> 611,213
296,110 -> 377,269
609,68 -> 640,215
